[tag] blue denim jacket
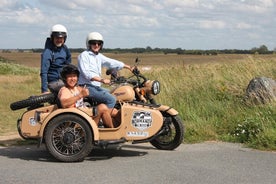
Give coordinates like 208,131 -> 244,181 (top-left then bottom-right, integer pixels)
40,41 -> 71,93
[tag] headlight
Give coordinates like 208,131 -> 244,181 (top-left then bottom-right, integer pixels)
151,80 -> 160,95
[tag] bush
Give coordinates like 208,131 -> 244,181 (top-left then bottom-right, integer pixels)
231,118 -> 263,143
249,129 -> 276,150
0,62 -> 37,75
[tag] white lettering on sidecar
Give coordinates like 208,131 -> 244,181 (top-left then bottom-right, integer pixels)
127,131 -> 149,137
29,117 -> 37,126
131,111 -> 152,131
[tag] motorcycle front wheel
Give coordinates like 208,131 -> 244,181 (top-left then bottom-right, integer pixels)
150,115 -> 184,150
44,114 -> 93,162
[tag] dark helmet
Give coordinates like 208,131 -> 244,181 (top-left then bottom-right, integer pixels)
60,64 -> 80,83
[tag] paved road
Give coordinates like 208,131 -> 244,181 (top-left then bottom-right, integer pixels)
0,142 -> 276,184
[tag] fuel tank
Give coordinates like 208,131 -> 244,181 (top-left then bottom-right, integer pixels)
111,85 -> 135,102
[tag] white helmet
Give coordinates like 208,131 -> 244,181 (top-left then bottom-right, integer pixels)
50,24 -> 67,41
86,32 -> 104,48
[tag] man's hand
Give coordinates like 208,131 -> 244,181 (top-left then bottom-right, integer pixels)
101,78 -> 111,85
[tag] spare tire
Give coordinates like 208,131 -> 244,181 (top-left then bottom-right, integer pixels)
10,93 -> 56,111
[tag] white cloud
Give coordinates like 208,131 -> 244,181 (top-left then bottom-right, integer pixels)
235,0 -> 275,14
0,0 -> 275,49
16,7 -> 44,24
236,22 -> 252,29
248,33 -> 260,39
199,20 -> 226,29
71,16 -> 85,24
260,0 -> 274,7
163,0 -> 199,8
0,0 -> 19,10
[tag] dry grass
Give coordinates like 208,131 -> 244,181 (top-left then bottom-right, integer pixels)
0,75 -> 34,83
0,72 -> 40,135
1,52 -> 275,149
2,52 -> 275,68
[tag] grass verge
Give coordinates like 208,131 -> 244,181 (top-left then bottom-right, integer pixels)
1,54 -> 275,150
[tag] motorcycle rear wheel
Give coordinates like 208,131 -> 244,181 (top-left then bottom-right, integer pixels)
150,115 -> 184,150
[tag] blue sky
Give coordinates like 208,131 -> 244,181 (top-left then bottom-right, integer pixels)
0,0 -> 275,50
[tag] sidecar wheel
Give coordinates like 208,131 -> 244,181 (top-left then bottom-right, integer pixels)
44,114 -> 93,162
10,93 -> 56,110
150,115 -> 184,150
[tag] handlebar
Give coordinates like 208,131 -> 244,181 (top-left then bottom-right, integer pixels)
132,67 -> 140,75
106,57 -> 148,85
111,76 -> 137,86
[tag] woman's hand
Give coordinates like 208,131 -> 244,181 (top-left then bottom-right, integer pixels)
79,86 -> 89,98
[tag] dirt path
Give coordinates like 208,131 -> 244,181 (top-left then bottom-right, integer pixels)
0,134 -> 22,146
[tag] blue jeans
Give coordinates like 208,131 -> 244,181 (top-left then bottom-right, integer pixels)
84,84 -> 116,108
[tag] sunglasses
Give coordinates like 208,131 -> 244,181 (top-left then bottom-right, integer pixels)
89,40 -> 102,46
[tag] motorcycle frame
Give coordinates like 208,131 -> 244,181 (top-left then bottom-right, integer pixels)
17,102 -> 177,145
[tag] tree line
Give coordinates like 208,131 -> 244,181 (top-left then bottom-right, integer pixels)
2,45 -> 275,55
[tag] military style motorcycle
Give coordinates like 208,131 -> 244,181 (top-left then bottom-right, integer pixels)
10,58 -> 184,162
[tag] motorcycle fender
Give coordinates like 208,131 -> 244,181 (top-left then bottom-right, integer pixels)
156,105 -> 178,116
19,105 -> 57,139
38,108 -> 99,141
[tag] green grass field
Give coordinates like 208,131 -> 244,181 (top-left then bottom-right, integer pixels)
1,53 -> 275,150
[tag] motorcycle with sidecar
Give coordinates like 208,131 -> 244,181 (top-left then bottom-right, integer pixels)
10,58 -> 184,162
